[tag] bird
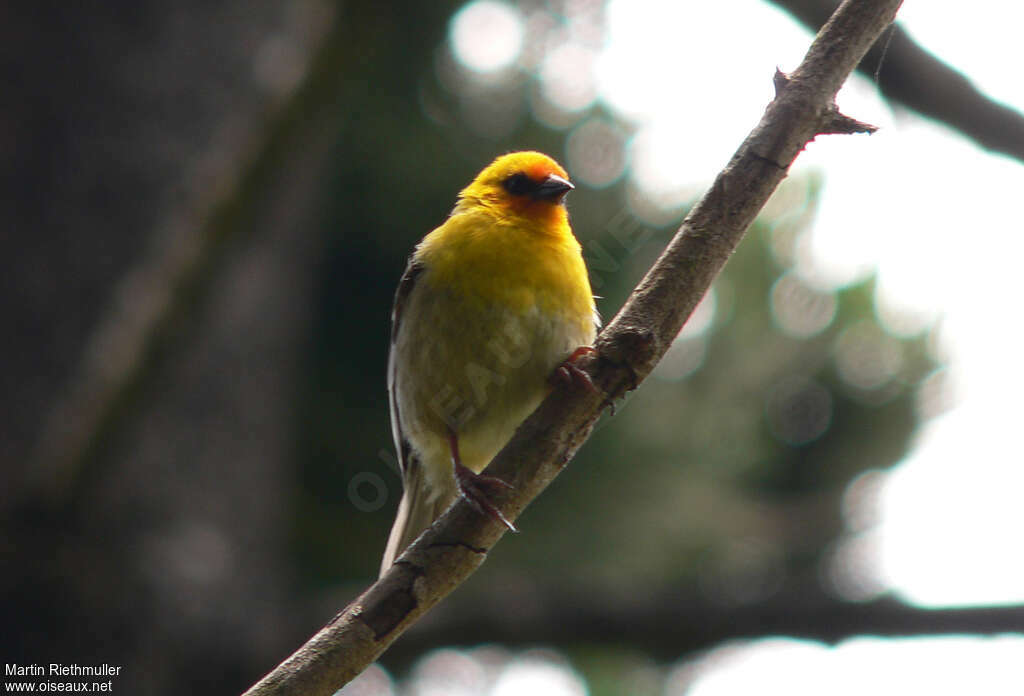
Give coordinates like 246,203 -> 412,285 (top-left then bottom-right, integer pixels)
380,151 -> 598,575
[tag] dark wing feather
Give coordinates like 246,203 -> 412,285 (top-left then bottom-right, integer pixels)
387,256 -> 424,477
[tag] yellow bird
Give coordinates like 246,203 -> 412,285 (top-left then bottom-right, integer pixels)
380,151 -> 597,575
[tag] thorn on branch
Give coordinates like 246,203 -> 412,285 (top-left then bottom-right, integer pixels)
603,397 -> 617,417
819,104 -> 879,135
773,68 -> 791,96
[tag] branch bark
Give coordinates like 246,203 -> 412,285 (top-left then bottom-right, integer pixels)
242,1 -> 904,693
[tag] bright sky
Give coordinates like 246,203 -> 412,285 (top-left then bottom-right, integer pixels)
369,1 -> 1024,694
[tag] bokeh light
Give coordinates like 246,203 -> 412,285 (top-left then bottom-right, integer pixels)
655,289 -> 716,381
665,636 -> 1024,696
654,336 -> 707,382
764,374 -> 833,446
834,321 -> 904,392
680,287 -> 717,338
449,1 -> 525,74
491,651 -> 587,696
822,530 -> 887,602
770,272 -> 837,338
397,647 -> 587,696
840,469 -> 887,532
915,367 -> 955,421
873,283 -> 935,338
566,118 -> 628,188
821,470 -> 889,601
408,648 -> 490,696
336,664 -> 394,696
540,42 -> 599,113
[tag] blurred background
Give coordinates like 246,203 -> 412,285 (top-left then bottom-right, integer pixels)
3,0 -> 1023,694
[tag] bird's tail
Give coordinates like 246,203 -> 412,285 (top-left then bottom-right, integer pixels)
380,464 -> 454,577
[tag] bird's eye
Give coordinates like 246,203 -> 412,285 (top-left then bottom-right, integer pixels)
502,172 -> 537,196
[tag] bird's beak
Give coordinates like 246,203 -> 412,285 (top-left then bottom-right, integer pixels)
534,174 -> 574,202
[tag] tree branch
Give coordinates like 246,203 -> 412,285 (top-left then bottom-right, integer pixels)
390,587 -> 1024,662
242,1 -> 904,693
768,0 -> 1024,164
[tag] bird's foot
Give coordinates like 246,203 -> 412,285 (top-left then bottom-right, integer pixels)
454,462 -> 517,532
551,346 -> 599,393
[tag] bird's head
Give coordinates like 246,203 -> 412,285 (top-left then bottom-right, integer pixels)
456,151 -> 574,224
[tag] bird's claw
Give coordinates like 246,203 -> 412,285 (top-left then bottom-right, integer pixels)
454,462 -> 517,532
551,346 -> 600,394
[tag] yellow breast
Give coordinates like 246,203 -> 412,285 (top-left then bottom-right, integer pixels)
393,206 -> 596,478
416,208 -> 595,338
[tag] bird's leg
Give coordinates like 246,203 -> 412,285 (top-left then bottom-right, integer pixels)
448,428 -> 517,532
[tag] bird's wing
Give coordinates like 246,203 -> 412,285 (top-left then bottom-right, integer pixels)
387,255 -> 425,478
381,255 -> 431,575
